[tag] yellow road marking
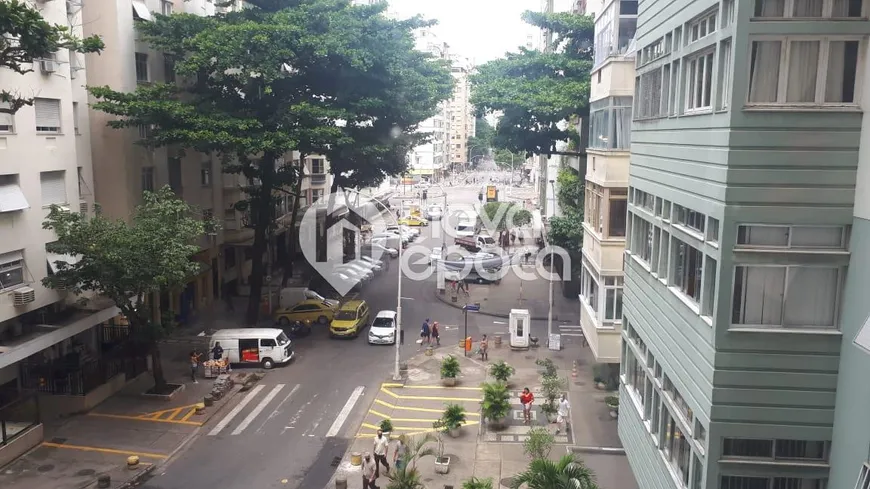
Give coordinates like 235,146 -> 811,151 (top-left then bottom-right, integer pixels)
42,442 -> 168,459
360,421 -> 479,434
368,410 -> 439,423
179,408 -> 198,422
88,412 -> 203,426
380,386 -> 481,402
379,387 -> 401,399
381,383 -> 404,388
165,407 -> 183,420
373,399 -> 480,416
386,385 -> 483,391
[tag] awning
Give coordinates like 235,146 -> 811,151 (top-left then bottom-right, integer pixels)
0,250 -> 23,266
46,252 -> 79,274
0,184 -> 29,212
132,1 -> 153,21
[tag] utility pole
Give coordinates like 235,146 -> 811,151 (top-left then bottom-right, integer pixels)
394,199 -> 404,381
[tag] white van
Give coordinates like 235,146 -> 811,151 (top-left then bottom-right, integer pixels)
209,328 -> 294,369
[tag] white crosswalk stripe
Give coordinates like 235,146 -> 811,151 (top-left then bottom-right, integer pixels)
559,325 -> 585,337
206,383 -> 367,438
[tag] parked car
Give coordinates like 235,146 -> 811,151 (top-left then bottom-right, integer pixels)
367,310 -> 398,345
358,255 -> 385,269
426,204 -> 444,220
398,216 -> 429,227
362,242 -> 398,259
334,263 -> 373,281
274,299 -> 339,325
329,300 -> 371,338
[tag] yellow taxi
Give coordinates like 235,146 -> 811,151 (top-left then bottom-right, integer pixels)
398,216 -> 429,227
329,299 -> 371,338
275,299 -> 339,326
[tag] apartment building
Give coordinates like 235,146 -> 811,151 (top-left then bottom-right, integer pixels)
578,0 -> 636,365
620,0 -> 867,488
0,0 -> 130,465
408,30 -> 450,182
447,55 -> 476,171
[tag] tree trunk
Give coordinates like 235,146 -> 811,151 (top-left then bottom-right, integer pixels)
315,178 -> 342,263
245,155 -> 277,325
150,340 -> 167,391
282,156 -> 305,288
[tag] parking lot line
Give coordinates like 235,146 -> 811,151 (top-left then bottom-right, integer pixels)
41,442 -> 168,459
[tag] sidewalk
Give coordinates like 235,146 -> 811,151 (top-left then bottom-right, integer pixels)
435,268 -> 579,320
0,341 -> 260,489
325,341 -> 638,489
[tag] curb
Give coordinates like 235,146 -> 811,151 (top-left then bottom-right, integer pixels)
567,445 -> 627,455
117,463 -> 157,489
433,289 -> 555,321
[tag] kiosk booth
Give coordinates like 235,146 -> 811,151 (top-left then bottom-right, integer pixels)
509,309 -> 530,349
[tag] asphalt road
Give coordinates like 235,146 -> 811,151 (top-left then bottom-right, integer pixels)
138,185 -> 502,489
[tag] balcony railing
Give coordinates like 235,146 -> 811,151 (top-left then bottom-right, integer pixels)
309,174 -> 327,185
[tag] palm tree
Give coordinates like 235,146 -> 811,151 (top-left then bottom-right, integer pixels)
386,434 -> 436,489
509,454 -> 598,489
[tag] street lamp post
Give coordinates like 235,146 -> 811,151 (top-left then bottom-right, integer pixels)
394,199 -> 404,381
547,180 -> 556,344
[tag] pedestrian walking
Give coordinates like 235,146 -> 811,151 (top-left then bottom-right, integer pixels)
362,452 -> 378,489
373,430 -> 390,477
555,394 -> 571,434
431,321 -> 440,346
479,334 -> 489,361
189,350 -> 202,383
211,342 -> 224,361
510,230 -> 516,247
520,387 -> 534,424
393,436 -> 407,472
419,319 -> 431,350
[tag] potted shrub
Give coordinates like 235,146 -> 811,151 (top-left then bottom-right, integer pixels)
379,418 -> 394,437
462,477 -> 494,489
536,358 -> 557,378
432,422 -> 451,474
522,427 -> 555,460
441,355 -> 461,386
540,375 -> 566,423
386,434 -> 435,488
480,382 -> 511,430
489,360 -> 515,385
439,403 -> 467,438
605,395 -> 619,419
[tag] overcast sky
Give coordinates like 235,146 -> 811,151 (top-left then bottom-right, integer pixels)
387,0 -> 538,64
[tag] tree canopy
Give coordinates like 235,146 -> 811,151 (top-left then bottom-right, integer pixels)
480,201 -> 532,232
89,0 -> 451,323
548,167 -> 584,256
43,187 -> 213,390
470,10 -> 593,157
0,0 -> 103,113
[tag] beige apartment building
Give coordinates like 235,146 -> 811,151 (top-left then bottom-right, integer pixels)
578,0 -> 636,365
447,56 -> 476,170
0,0 -> 135,466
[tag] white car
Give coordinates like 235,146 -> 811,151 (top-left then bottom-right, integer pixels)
368,310 -> 398,345
364,243 -> 398,259
426,205 -> 443,220
358,255 -> 385,269
430,246 -> 442,264
335,263 -> 374,280
352,258 -> 382,272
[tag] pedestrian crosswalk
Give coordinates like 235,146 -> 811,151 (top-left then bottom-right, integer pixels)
206,383 -> 365,438
558,325 -> 585,338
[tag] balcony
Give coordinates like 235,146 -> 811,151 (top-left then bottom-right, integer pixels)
308,174 -> 327,186
579,302 -> 622,363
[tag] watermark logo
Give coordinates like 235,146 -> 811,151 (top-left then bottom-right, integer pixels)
298,189 -> 389,295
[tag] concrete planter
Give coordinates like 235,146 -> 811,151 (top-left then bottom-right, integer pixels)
545,412 -> 558,423
442,377 -> 456,387
447,427 -> 461,438
434,456 -> 450,474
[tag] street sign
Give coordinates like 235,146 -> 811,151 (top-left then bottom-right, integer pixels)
464,303 -> 481,312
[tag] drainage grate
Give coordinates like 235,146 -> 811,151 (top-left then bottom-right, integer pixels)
330,456 -> 341,467
49,437 -> 67,444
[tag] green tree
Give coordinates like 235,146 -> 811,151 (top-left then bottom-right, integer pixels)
470,11 -> 593,156
510,454 -> 598,489
42,187 -> 214,392
480,201 -> 532,232
467,116 -> 495,162
88,0 -> 448,322
548,166 -> 584,255
0,0 -> 103,113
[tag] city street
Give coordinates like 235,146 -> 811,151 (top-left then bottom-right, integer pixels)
137,182 -> 543,489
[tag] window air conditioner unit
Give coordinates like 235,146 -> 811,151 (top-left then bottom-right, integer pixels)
40,60 -> 57,74
13,287 -> 36,306
79,201 -> 88,216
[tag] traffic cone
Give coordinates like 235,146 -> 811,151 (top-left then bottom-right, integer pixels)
571,362 -> 577,378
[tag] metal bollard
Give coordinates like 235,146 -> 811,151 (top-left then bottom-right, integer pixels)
97,475 -> 111,488
335,477 -> 347,489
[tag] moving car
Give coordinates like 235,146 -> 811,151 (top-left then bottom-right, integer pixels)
274,299 -> 339,325
426,204 -> 444,220
397,216 -> 429,227
455,234 -> 498,253
367,310 -> 398,345
329,299 -> 371,338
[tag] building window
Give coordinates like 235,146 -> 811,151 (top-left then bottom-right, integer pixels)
672,239 -> 703,303
168,157 -> 182,192
631,215 -> 654,265
161,0 -> 173,15
34,98 -> 61,133
663,376 -> 694,422
40,170 -> 67,207
634,189 -> 654,211
702,256 -> 717,316
135,52 -> 149,83
0,252 -> 25,290
657,230 -> 670,278
686,51 -> 714,111
856,463 -> 870,489
310,158 -> 325,174
589,97 -> 633,149
164,54 -> 176,83
707,217 -> 719,243
637,67 -> 664,119
72,102 -> 80,134
722,438 -> 827,461
609,198 -> 627,237
732,266 -> 840,328
586,182 -> 603,233
748,38 -> 860,105
142,167 -> 155,192
662,410 -> 692,487
737,225 -> 846,249
719,40 -> 732,109
689,10 -> 717,43
0,102 -> 13,132
722,0 -> 735,26
754,0 -> 863,17
604,276 -> 623,322
311,189 -> 324,202
580,267 -> 600,315
200,161 -> 212,186
674,204 -> 706,234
